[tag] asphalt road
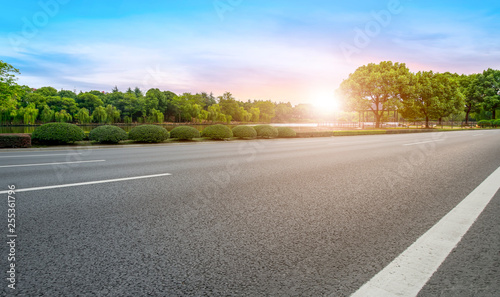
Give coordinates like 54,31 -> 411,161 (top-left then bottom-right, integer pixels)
0,130 -> 499,296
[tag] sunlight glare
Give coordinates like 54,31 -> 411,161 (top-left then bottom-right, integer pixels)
311,91 -> 340,112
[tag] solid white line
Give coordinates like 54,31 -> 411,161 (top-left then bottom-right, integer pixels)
350,166 -> 500,297
0,160 -> 105,168
403,139 -> 445,146
0,173 -> 172,194
0,153 -> 83,158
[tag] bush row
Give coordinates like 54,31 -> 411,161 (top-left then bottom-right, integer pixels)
0,134 -> 31,148
26,123 -> 299,145
478,119 -> 500,127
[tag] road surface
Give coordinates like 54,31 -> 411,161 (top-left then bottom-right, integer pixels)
0,130 -> 499,296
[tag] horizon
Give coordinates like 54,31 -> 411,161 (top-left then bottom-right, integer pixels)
2,0 -> 499,107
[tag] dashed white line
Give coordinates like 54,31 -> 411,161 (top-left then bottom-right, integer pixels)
350,166 -> 500,297
403,139 -> 445,146
0,153 -> 83,158
0,160 -> 105,168
0,173 -> 172,194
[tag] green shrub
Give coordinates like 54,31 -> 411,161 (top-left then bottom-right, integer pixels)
201,124 -> 233,140
255,125 -> 278,138
0,134 -> 31,148
493,119 -> 500,127
32,123 -> 85,144
129,125 -> 169,143
89,125 -> 128,144
232,126 -> 257,139
169,126 -> 200,140
253,125 -> 273,134
277,127 -> 296,138
478,120 -> 492,127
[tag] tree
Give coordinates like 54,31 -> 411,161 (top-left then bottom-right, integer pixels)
478,68 -> 500,119
146,88 -> 166,115
19,103 -> 39,125
76,93 -> 104,112
400,71 -> 464,128
47,96 -> 78,114
92,106 -> 107,123
274,103 -> 293,122
146,108 -> 164,123
249,107 -> 260,122
76,108 -> 92,124
55,110 -> 73,122
34,86 -> 58,97
0,61 -> 21,116
254,100 -> 276,122
105,104 -> 121,123
458,74 -> 483,125
339,61 -> 412,128
219,92 -> 241,120
40,105 -> 55,123
430,73 -> 465,125
58,89 -> 77,99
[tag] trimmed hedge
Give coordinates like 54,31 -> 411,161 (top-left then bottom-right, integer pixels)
0,134 -> 31,148
254,125 -> 278,138
201,124 -> 233,140
277,127 -> 296,138
169,126 -> 200,140
493,119 -> 500,127
478,120 -> 492,127
232,126 -> 257,139
129,125 -> 169,143
32,123 -> 85,144
89,125 -> 128,144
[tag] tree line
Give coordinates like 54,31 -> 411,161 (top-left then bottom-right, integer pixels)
338,61 -> 500,128
0,61 -> 326,125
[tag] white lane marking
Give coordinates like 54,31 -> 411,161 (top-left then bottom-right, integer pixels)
351,166 -> 500,297
403,139 -> 445,146
0,153 -> 83,158
0,160 -> 105,169
0,173 -> 172,194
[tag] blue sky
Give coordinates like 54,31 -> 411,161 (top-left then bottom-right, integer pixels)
1,0 -> 499,105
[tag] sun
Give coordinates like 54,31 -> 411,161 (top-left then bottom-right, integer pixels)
311,91 -> 340,112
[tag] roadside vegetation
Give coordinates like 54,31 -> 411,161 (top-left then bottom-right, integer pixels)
1,60 -> 499,129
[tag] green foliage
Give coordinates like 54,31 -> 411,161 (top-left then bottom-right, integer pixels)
258,126 -> 279,138
92,106 -> 107,123
254,125 -> 278,138
277,127 -> 296,138
129,125 -> 169,143
32,123 -> 85,144
232,126 -> 257,139
76,108 -> 92,124
146,108 -> 164,123
0,134 -> 31,148
54,110 -> 72,122
201,124 -> 233,140
339,61 -> 413,128
40,105 -> 55,123
493,119 -> 500,127
89,125 -> 128,144
169,126 -> 200,140
477,120 -> 492,127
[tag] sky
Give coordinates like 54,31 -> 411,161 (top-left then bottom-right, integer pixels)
1,0 -> 499,106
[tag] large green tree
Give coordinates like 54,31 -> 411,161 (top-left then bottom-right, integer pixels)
478,68 -> 500,119
458,74 -> 483,124
0,61 -> 21,117
339,61 -> 413,128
